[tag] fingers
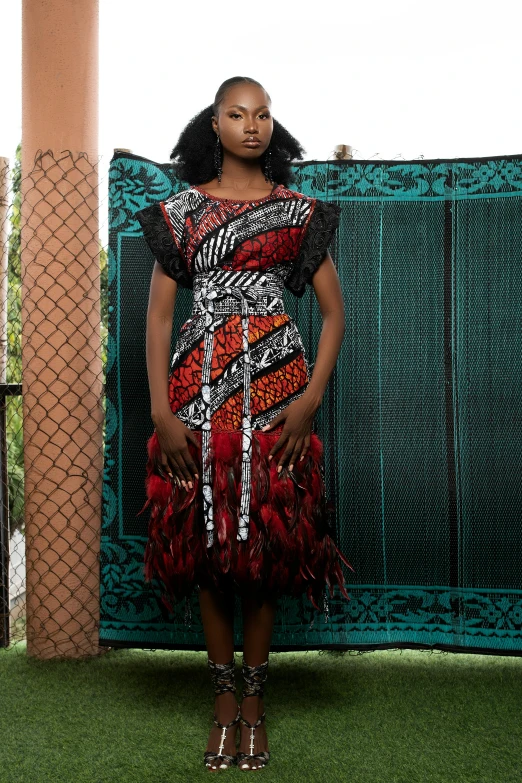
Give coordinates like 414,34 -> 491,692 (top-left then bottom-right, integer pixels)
298,434 -> 311,464
268,419 -> 313,471
277,437 -> 303,474
162,454 -> 185,484
177,446 -> 200,486
158,423 -> 309,487
287,437 -> 306,472
181,441 -> 201,478
159,442 -> 200,490
184,427 -> 201,449
268,431 -> 287,463
159,450 -> 175,479
269,433 -> 308,474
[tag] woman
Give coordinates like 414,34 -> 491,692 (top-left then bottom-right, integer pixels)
135,75 -> 354,772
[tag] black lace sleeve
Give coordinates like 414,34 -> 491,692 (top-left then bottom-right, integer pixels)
135,201 -> 193,289
285,198 -> 342,298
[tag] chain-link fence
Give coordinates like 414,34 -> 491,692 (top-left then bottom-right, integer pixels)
0,147 -> 109,658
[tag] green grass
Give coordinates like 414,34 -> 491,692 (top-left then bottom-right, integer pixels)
0,643 -> 521,783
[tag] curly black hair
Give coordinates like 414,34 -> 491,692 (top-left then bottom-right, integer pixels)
169,76 -> 306,188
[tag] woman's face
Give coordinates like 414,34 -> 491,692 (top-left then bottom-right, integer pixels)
212,83 -> 273,162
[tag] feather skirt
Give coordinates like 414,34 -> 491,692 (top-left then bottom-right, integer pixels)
137,427 -> 354,613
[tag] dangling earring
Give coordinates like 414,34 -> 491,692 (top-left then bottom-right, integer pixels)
214,134 -> 223,183
263,145 -> 273,183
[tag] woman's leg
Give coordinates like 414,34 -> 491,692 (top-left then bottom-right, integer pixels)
199,584 -> 239,771
238,592 -> 277,769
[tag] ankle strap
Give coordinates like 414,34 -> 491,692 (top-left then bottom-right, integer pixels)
242,659 -> 269,698
207,657 -> 236,694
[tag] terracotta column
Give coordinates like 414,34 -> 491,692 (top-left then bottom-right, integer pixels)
21,0 -> 103,657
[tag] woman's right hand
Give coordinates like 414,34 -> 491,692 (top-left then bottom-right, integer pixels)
153,411 -> 200,490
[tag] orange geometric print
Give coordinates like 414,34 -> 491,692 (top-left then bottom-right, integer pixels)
209,313 -> 290,378
211,353 -> 309,431
167,312 -> 308,427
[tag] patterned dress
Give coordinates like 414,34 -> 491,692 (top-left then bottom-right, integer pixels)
135,182 -> 354,611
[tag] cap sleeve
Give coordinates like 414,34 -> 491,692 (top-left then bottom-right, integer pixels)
285,198 -> 342,298
135,201 -> 192,289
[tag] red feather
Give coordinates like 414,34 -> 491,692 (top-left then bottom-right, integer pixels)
136,429 -> 354,611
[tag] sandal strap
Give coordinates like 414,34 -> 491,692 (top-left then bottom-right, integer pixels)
236,750 -> 270,764
204,706 -> 240,766
207,656 -> 236,694
204,751 -> 237,765
241,658 -> 269,698
238,709 -> 269,762
238,710 -> 266,730
213,706 -> 241,730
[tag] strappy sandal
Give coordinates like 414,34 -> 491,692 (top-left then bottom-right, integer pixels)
204,657 -> 240,770
237,659 -> 271,770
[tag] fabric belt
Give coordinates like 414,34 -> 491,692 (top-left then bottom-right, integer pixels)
191,269 -> 286,548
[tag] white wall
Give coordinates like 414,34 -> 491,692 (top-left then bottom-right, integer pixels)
1,0 -> 521,244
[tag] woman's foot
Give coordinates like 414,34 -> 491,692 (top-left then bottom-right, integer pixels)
238,695 -> 269,770
205,691 -> 239,771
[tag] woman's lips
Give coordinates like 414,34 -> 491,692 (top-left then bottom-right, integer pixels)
243,140 -> 261,147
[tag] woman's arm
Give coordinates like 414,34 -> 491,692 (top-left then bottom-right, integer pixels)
147,260 -> 178,426
146,261 -> 200,486
261,250 -> 345,471
302,250 -> 346,408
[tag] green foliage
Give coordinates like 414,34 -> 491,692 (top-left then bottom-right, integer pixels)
7,143 -> 23,535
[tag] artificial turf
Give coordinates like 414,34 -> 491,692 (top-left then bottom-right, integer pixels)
0,643 -> 520,783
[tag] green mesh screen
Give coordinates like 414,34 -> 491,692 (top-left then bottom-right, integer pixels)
100,152 -> 522,654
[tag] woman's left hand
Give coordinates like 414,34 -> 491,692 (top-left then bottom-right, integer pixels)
260,394 -> 321,472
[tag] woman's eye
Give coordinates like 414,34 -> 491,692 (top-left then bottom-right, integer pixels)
229,113 -> 270,119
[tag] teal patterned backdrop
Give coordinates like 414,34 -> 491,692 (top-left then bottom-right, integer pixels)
101,152 -> 522,655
